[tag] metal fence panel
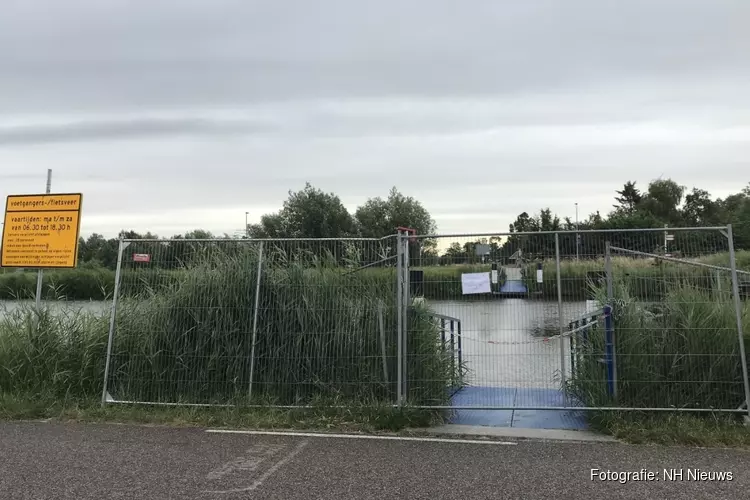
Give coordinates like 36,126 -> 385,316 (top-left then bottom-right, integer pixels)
406,227 -> 750,412
101,236 -> 403,407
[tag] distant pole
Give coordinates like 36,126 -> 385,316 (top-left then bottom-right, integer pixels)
35,169 -> 52,311
576,202 -> 581,260
245,212 -> 249,237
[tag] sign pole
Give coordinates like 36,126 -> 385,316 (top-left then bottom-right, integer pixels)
34,169 -> 52,311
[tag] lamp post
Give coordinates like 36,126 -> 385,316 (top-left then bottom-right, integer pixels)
576,202 -> 581,260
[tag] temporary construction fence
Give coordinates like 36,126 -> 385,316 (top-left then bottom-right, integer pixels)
101,226 -> 750,416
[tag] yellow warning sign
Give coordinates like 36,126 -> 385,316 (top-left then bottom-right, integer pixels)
1,193 -> 83,268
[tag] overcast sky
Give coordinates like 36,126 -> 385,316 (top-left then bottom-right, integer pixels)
1,0 -> 748,239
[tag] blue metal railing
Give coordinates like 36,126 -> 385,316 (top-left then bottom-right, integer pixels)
567,307 -> 603,380
425,312 -> 463,391
567,305 -> 616,398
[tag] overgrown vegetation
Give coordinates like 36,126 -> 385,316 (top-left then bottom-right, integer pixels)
525,250 -> 750,299
567,278 -> 750,412
0,246 -> 460,417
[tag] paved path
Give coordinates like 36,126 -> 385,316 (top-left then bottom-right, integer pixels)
1,422 -> 749,499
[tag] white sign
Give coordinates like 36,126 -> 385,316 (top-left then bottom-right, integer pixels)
461,272 -> 491,295
536,269 -> 543,283
491,269 -> 498,284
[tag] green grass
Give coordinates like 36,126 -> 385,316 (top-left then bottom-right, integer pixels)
0,393 -> 442,433
590,412 -> 750,447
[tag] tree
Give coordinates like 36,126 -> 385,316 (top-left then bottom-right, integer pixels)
355,186 -> 438,265
355,187 -> 436,237
637,178 -> 685,225
248,183 -> 357,239
613,181 -> 642,214
682,188 -> 720,226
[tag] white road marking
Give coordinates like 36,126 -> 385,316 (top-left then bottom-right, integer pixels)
205,429 -> 517,445
203,440 -> 309,495
206,444 -> 285,481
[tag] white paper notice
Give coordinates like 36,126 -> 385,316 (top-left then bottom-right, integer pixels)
536,269 -> 543,283
491,269 -> 498,284
461,272 -> 492,295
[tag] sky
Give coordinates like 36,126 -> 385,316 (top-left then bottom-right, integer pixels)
1,0 -> 749,239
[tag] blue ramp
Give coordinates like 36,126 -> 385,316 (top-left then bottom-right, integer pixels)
448,386 -> 588,430
497,280 -> 528,297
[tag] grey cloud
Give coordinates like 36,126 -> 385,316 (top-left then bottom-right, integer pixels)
1,1 -> 749,111
1,0 -> 749,238
0,117 -> 270,145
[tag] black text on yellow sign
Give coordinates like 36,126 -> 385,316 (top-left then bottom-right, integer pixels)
1,193 -> 83,269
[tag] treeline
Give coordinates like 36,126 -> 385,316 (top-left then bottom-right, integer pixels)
70,179 -> 750,271
446,179 -> 750,263
74,184 -> 435,270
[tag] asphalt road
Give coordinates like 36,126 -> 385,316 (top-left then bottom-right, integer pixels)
1,422 -> 749,499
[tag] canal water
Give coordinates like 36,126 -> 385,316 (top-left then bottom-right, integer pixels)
0,300 -> 109,316
428,298 -> 598,390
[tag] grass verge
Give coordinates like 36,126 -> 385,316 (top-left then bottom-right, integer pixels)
0,393 -> 445,433
590,411 -> 750,448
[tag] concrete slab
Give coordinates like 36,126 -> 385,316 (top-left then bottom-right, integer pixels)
424,424 -> 616,443
511,409 -> 588,430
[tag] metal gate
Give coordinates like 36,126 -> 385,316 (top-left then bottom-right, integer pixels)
402,226 -> 750,415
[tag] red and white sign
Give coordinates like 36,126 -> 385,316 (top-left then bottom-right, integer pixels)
132,253 -> 151,262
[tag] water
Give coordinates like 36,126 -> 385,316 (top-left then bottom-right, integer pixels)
0,300 -> 110,316
428,298 -> 598,390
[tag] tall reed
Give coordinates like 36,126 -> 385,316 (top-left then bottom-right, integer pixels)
568,278 -> 749,410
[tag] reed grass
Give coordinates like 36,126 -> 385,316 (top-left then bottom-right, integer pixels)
567,278 -> 750,411
0,246 -> 460,409
3,251 -> 747,302
525,251 -> 750,300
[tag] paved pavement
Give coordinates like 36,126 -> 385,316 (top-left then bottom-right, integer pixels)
1,421 -> 749,499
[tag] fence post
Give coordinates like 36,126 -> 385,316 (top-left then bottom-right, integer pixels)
396,230 -> 403,407
101,237 -> 128,406
726,225 -> 750,421
555,232 -> 567,392
402,234 -> 410,403
248,241 -> 264,402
